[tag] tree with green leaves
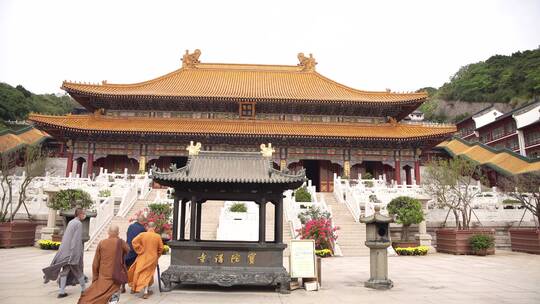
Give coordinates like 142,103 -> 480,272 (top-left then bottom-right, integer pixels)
0,83 -> 76,122
436,48 -> 540,103
387,196 -> 424,241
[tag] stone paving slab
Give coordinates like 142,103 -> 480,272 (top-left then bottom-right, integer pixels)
0,248 -> 539,304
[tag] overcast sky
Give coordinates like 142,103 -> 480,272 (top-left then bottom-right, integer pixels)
1,0 -> 539,94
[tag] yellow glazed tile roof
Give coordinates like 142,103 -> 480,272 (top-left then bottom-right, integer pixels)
61,62 -> 427,104
437,138 -> 540,175
29,114 -> 455,140
0,127 -> 50,153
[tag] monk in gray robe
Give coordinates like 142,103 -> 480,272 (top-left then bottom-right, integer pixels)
43,208 -> 87,298
78,225 -> 129,304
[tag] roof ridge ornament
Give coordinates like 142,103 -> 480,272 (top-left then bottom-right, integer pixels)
182,49 -> 201,68
297,53 -> 317,72
260,143 -> 275,157
186,141 -> 202,155
93,108 -> 104,117
387,116 -> 398,126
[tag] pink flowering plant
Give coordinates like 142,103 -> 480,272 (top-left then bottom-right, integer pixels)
296,217 -> 339,254
129,206 -> 172,239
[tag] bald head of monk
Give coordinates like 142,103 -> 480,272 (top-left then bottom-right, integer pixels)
147,222 -> 156,231
108,224 -> 120,237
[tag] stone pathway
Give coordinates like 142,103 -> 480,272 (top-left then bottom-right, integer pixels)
1,247 -> 539,304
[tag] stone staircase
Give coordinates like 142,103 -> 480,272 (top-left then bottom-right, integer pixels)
86,189 -> 162,251
185,200 -> 224,240
322,192 -> 369,256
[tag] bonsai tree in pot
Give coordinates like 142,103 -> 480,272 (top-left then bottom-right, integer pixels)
387,196 -> 424,248
48,189 -> 95,242
0,144 -> 45,247
502,172 -> 540,254
423,157 -> 494,255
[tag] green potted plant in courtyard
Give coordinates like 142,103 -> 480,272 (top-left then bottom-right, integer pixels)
0,144 -> 44,248
294,186 -> 312,208
502,172 -> 540,254
294,186 -> 312,202
48,189 -> 96,243
229,202 -> 248,220
387,196 -> 424,249
469,234 -> 495,256
424,157 -> 495,255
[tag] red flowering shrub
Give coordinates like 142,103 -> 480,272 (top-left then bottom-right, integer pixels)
129,208 -> 172,238
296,217 -> 339,252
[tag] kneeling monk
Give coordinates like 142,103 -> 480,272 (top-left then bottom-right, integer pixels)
78,225 -> 129,304
128,222 -> 163,299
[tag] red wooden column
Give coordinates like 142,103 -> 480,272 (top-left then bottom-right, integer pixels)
405,166 -> 412,185
414,159 -> 421,185
65,152 -> 73,177
59,143 -> 65,157
87,153 -> 94,178
394,159 -> 401,184
76,159 -> 83,177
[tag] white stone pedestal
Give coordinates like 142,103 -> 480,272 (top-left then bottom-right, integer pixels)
40,208 -> 59,240
416,199 -> 435,253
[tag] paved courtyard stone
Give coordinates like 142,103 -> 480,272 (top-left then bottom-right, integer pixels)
0,248 -> 539,304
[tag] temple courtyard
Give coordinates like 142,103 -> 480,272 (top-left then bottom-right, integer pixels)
0,247 -> 538,304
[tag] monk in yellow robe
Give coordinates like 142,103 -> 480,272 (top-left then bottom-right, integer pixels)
78,225 -> 129,304
127,222 -> 163,299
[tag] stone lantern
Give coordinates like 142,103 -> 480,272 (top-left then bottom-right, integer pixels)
359,207 -> 394,290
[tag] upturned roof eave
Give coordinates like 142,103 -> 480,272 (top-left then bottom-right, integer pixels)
63,86 -> 427,106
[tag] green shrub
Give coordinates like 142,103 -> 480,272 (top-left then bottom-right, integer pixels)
98,189 -> 111,197
502,199 -> 522,205
387,196 -> 424,241
294,186 -> 312,202
362,172 -> 373,180
395,246 -> 429,256
298,206 -> 331,224
469,234 -> 494,252
49,189 -> 93,211
229,202 -> 247,213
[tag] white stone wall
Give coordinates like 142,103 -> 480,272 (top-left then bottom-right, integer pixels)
473,109 -> 503,129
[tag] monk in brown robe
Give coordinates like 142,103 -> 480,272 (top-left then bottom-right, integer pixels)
128,221 -> 163,299
78,225 -> 129,304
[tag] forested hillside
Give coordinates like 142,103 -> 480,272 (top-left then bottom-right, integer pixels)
436,48 -> 539,104
0,83 -> 76,122
419,48 -> 540,122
